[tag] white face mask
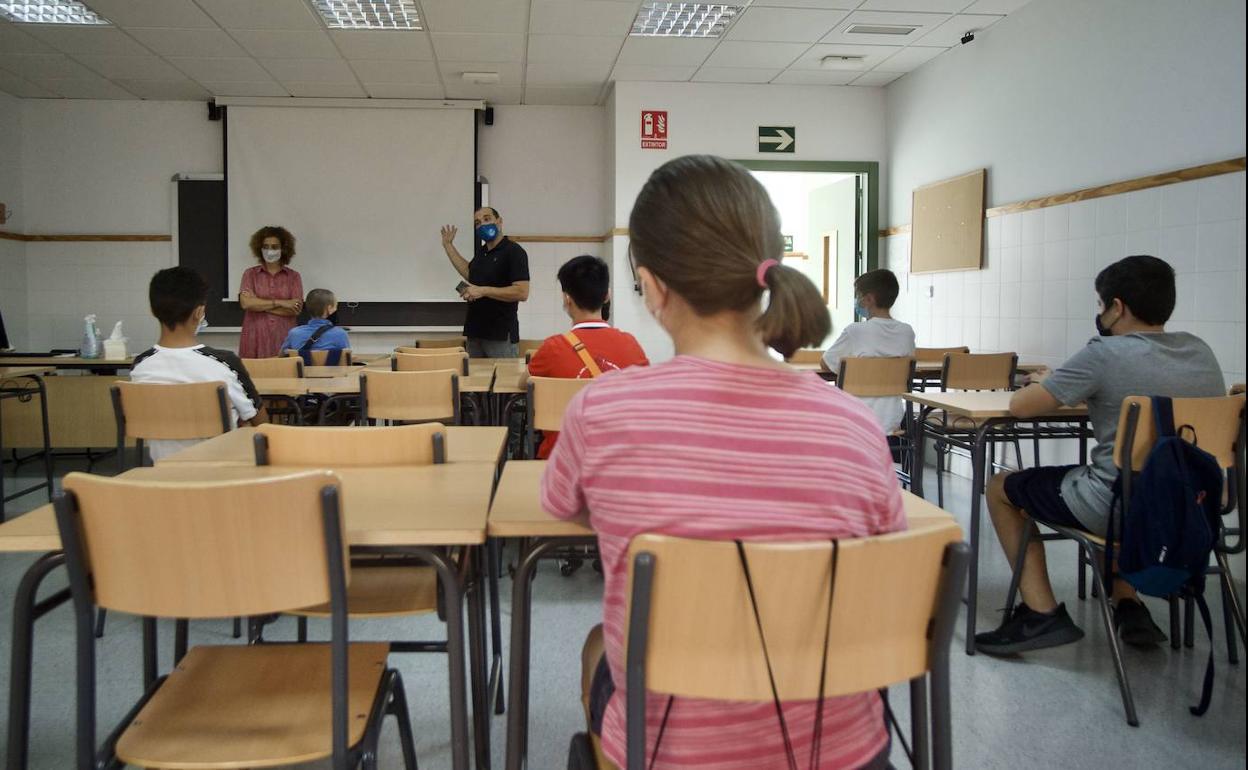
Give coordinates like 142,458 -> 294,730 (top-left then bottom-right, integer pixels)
261,247 -> 282,263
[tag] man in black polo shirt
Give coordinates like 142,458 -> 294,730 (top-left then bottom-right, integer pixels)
440,207 -> 530,357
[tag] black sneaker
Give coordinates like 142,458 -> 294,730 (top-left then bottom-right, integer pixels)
1113,598 -> 1167,647
974,603 -> 1085,656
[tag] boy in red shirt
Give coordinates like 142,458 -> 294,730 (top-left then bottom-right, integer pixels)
527,255 -> 648,458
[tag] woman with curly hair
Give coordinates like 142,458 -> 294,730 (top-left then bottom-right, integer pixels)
238,225 -> 304,358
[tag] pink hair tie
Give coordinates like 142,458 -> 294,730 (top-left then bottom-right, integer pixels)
756,258 -> 779,288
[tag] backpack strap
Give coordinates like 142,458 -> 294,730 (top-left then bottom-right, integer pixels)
563,331 -> 603,378
299,323 -> 337,365
1189,593 -> 1215,716
1151,396 -> 1177,438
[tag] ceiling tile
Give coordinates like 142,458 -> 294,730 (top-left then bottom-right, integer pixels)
0,69 -> 57,97
615,37 -> 716,66
439,60 -> 523,87
0,21 -> 58,53
726,7 -> 850,43
528,0 -> 639,36
442,83 -> 522,103
526,59 -> 612,86
348,59 -> 440,83
524,85 -> 600,105
0,53 -> 98,79
77,54 -> 186,80
918,13 -> 1004,45
962,0 -> 1032,12
261,58 -> 358,84
362,82 -> 445,98
112,78 -> 211,98
790,43 -> 903,70
692,66 -> 781,84
875,44 -> 945,71
702,41 -> 808,69
431,33 -> 525,62
230,29 -> 339,59
328,30 -> 433,59
611,63 -> 696,81
32,76 -> 138,99
86,0 -> 218,28
23,25 -> 151,55
820,9 -> 949,45
527,34 -> 624,64
771,68 -> 857,85
124,27 -> 247,57
199,80 -> 289,96
850,70 -> 904,85
167,56 -> 274,81
858,0 -> 969,12
749,0 -> 856,7
282,81 -> 367,97
420,0 -> 530,34
194,0 -> 322,30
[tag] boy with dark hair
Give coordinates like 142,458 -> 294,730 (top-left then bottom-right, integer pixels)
527,255 -> 648,458
130,266 -> 263,461
280,288 -> 351,360
821,268 -> 916,431
975,255 -> 1225,655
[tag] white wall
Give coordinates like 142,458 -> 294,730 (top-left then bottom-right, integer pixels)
885,0 -> 1247,225
0,92 -> 26,349
808,177 -> 857,335
609,80 -> 888,360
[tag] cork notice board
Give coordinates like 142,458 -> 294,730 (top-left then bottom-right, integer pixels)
910,169 -> 986,273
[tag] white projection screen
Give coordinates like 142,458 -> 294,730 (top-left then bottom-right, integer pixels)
226,105 -> 475,303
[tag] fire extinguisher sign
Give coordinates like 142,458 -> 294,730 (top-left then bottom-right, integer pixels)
641,110 -> 668,149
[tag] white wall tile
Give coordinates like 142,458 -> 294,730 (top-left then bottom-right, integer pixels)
981,248 -> 1001,284
1094,233 -> 1126,271
979,281 -> 1000,318
1193,271 -> 1242,323
999,245 -> 1021,283
1066,320 -> 1090,358
1020,242 -> 1043,282
1199,321 -> 1244,374
1171,272 -> 1196,323
985,215 -> 1001,250
1020,209 -> 1044,246
980,319 -> 998,352
1065,279 -> 1089,320
1125,187 -> 1161,231
1197,219 -> 1239,272
1160,181 -> 1198,227
1043,204 -> 1069,243
1019,281 -> 1042,319
1042,318 -> 1066,358
961,317 -> 981,351
1195,172 -> 1245,224
1067,200 -> 1096,240
1041,281 -> 1065,319
1000,282 -> 1020,319
1096,195 -> 1127,235
1159,224 -> 1198,273
1019,319 -> 1042,358
1000,212 -> 1022,247
998,317 -> 1020,353
1067,237 -> 1094,279
964,282 -> 981,318
1042,240 -> 1068,282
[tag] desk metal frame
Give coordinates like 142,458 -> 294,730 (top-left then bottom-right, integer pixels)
0,373 -> 53,521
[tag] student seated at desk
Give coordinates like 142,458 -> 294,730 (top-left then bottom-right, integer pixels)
130,267 -> 264,461
527,255 -> 648,459
821,268 -> 916,433
541,155 -> 904,770
975,255 -> 1224,656
280,289 -> 350,364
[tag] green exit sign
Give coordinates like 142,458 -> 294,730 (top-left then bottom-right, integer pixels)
759,126 -> 795,153
783,235 -> 794,252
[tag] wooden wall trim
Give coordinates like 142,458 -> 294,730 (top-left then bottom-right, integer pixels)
0,231 -> 172,242
509,233 -> 612,243
878,156 -> 1245,237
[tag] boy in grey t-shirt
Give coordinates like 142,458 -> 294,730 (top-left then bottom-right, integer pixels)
975,255 -> 1224,657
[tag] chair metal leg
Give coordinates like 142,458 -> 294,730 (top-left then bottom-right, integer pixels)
1002,524 -> 1033,618
1221,575 -> 1239,664
909,678 -> 930,770
1169,596 -> 1182,651
936,441 -> 945,509
1077,549 -> 1087,601
1088,552 -> 1139,727
297,615 -> 309,643
232,617 -> 242,639
94,608 -> 107,639
388,670 -> 421,770
1215,551 -> 1246,645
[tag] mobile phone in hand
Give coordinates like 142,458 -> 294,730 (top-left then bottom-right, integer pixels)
455,281 -> 468,295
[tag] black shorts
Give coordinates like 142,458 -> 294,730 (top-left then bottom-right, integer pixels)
1003,465 -> 1085,529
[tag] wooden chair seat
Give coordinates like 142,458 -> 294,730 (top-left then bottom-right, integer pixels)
292,565 -> 437,618
115,642 -> 389,769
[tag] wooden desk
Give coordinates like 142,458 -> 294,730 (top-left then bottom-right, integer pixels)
490,460 -> 961,770
0,366 -> 54,380
0,356 -> 133,370
902,389 -> 1089,655
252,377 -> 310,397
157,425 -> 508,467
0,365 -> 54,519
1,374 -> 128,449
302,364 -> 365,378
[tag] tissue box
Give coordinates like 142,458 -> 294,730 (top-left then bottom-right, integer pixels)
103,339 -> 127,360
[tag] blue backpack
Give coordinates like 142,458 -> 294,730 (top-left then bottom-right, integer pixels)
1108,396 -> 1224,716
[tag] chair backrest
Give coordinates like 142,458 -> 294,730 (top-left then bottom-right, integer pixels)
111,381 -> 232,441
56,470 -> 346,619
528,377 -> 593,432
255,421 -> 446,466
286,348 -> 352,366
360,370 -> 459,424
940,352 -> 1017,391
836,357 -> 915,397
1113,395 -> 1245,472
411,335 -> 467,349
517,338 -> 545,356
395,345 -> 466,355
393,351 -> 469,375
242,356 -> 304,379
625,523 -> 964,702
914,346 -> 969,363
785,349 -> 825,365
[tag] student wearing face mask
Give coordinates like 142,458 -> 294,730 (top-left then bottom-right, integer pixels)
238,225 -> 304,358
130,267 -> 264,462
438,207 -> 530,358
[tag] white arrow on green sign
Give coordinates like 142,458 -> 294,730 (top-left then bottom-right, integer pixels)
758,126 -> 795,153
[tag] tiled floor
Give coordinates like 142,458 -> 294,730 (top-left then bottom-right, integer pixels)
1,458 -> 1244,769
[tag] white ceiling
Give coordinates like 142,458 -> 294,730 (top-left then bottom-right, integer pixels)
0,0 -> 1031,104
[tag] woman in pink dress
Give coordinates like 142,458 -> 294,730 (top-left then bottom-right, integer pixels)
238,226 -> 304,358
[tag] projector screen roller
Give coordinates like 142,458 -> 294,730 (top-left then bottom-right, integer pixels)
226,105 -> 475,303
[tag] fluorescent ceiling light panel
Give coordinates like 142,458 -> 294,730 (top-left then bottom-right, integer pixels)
631,2 -> 743,38
0,0 -> 109,24
310,0 -> 423,30
844,24 -> 918,35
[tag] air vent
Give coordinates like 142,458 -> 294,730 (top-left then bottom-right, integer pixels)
844,23 -> 918,35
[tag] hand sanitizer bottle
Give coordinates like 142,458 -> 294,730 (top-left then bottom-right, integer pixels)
80,314 -> 101,359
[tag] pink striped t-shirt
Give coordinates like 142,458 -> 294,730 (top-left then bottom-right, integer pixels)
541,355 -> 906,770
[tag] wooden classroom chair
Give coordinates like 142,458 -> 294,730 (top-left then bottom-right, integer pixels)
411,335 -> 467,349
930,352 -> 1022,506
525,376 -> 593,459
242,356 -> 304,378
53,470 -> 418,770
785,348 -> 826,366
285,348 -> 353,366
836,356 -> 917,484
253,422 -> 447,648
393,350 -> 470,375
914,346 -> 970,363
1001,394 -> 1246,726
360,370 -> 461,425
576,525 -> 968,770
395,345 -> 466,355
517,339 -> 545,358
111,381 -> 232,472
